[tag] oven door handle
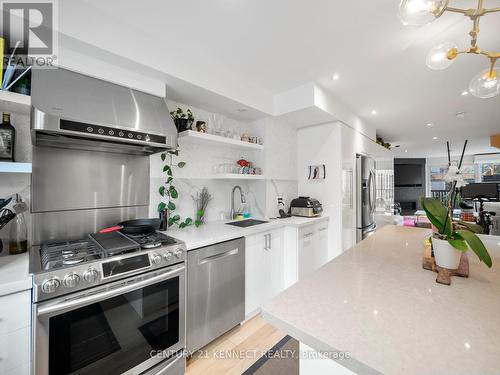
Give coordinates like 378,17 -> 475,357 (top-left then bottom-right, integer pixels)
37,265 -> 185,317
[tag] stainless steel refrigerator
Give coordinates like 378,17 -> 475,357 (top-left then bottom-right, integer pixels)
356,154 -> 376,242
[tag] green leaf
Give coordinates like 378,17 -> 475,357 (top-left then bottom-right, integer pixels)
168,218 -> 175,226
167,201 -> 176,211
185,217 -> 193,225
157,202 -> 166,212
161,153 -> 166,162
170,186 -> 178,199
456,230 -> 492,268
179,222 -> 186,229
447,238 -> 468,252
166,177 -> 173,184
172,215 -> 180,222
421,197 -> 452,236
177,161 -> 186,168
159,186 -> 165,197
196,210 -> 204,218
456,220 -> 483,234
163,165 -> 172,176
195,220 -> 203,227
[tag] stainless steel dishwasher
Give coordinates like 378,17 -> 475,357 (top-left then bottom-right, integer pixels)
187,237 -> 245,353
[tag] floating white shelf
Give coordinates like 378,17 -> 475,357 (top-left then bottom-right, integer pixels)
178,130 -> 264,150
0,91 -> 31,115
211,174 -> 266,180
0,162 -> 32,173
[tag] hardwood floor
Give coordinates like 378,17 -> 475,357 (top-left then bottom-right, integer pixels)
185,315 -> 286,375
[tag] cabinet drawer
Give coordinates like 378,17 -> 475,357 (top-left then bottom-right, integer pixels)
0,326 -> 30,374
0,291 -> 30,335
299,224 -> 315,238
315,222 -> 328,233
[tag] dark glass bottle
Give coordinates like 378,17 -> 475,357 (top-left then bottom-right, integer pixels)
0,112 -> 15,161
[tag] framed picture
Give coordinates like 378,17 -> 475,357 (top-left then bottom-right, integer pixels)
308,164 -> 326,180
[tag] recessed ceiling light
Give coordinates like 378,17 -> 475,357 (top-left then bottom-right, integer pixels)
456,111 -> 466,118
332,73 -> 340,80
426,123 -> 433,127
433,136 -> 439,140
461,90 -> 469,96
371,110 -> 377,115
405,149 -> 408,153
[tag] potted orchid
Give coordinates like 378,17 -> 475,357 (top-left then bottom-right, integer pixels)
421,141 -> 492,270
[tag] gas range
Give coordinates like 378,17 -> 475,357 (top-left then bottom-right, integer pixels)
30,230 -> 186,302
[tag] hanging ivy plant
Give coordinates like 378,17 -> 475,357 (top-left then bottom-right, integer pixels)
158,150 -> 203,229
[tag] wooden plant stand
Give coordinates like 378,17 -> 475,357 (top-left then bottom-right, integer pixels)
423,241 -> 469,285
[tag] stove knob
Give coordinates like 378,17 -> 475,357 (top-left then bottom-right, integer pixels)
63,273 -> 80,288
83,268 -> 99,283
174,249 -> 184,258
145,134 -> 151,142
163,252 -> 173,261
151,254 -> 162,265
41,278 -> 60,294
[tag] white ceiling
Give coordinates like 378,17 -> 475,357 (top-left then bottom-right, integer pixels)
60,0 -> 500,156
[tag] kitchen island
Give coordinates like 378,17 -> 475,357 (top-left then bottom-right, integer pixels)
262,225 -> 500,375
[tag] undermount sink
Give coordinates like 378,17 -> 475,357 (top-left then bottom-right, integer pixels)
226,219 -> 269,228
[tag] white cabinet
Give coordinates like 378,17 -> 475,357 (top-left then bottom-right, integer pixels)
0,290 -> 31,375
245,228 -> 284,318
298,221 -> 329,280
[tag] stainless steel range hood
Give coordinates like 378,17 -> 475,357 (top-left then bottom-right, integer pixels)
31,68 -> 177,154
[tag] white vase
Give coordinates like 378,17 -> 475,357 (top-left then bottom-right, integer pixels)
432,237 -> 462,269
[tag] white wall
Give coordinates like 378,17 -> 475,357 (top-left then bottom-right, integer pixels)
253,117 -> 298,218
297,123 -> 342,259
296,121 -> 393,258
340,123 -> 393,251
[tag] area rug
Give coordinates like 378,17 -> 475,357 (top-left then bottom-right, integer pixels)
242,335 -> 299,375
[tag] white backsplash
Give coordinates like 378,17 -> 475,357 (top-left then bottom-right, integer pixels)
149,100 -> 299,226
149,100 -> 268,222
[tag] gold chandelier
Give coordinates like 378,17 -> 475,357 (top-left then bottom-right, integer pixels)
399,0 -> 500,98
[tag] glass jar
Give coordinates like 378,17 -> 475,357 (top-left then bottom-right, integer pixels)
9,211 -> 27,255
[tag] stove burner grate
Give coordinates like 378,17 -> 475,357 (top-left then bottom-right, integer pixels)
41,240 -> 102,271
126,231 -> 177,248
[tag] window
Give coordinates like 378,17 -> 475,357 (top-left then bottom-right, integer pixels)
429,164 -> 475,191
429,166 -> 448,191
479,162 -> 500,182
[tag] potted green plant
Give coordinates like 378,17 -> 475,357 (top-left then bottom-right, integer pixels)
421,140 -> 492,270
170,107 -> 194,133
158,149 -> 203,229
421,197 -> 492,269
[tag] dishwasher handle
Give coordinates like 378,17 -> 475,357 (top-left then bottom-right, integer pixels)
199,248 -> 239,265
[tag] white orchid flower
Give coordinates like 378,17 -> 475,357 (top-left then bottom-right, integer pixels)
444,164 -> 468,187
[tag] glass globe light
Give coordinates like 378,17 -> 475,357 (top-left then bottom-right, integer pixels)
469,67 -> 500,99
399,0 -> 448,26
426,43 -> 457,70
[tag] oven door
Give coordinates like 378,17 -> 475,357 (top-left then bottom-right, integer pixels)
33,264 -> 185,375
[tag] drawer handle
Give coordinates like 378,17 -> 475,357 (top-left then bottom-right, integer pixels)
303,232 -> 313,238
318,227 -> 328,232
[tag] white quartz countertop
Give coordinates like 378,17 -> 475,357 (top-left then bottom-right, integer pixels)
0,252 -> 31,297
165,215 -> 329,250
262,225 -> 500,375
